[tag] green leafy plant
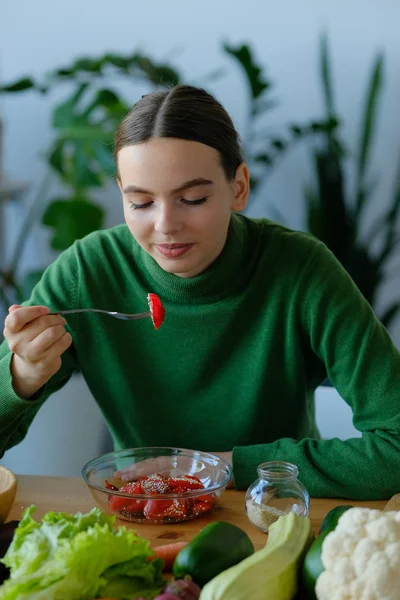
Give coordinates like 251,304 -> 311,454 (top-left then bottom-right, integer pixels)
1,39 -> 398,334
222,42 -> 338,194
0,51 -> 182,308
225,38 -> 399,332
301,35 -> 400,329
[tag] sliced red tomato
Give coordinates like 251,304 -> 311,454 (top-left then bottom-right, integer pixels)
144,498 -> 189,522
139,473 -> 171,494
169,475 -> 204,493
105,479 -> 119,491
108,481 -> 146,513
192,493 -> 217,516
147,293 -> 165,330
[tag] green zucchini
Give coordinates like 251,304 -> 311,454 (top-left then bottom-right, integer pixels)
172,521 -> 254,587
302,504 -> 353,598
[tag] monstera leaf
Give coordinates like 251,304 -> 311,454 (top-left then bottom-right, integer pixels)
42,197 -> 104,250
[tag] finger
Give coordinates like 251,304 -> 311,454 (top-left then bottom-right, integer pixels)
20,314 -> 67,344
27,326 -> 71,360
5,306 -> 50,333
49,331 -> 73,357
4,315 -> 67,355
31,331 -> 73,365
8,305 -> 22,313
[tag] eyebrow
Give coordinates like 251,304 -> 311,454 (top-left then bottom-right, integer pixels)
122,177 -> 214,196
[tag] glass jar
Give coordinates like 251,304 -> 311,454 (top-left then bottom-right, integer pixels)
245,461 -> 310,532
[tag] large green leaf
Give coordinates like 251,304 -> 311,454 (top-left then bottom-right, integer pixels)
0,77 -> 36,93
81,88 -> 129,121
56,125 -> 114,142
104,53 -> 132,71
42,197 -> 105,250
134,53 -> 181,86
320,34 -> 335,118
379,302 -> 400,330
355,54 -> 384,216
304,185 -> 321,238
52,83 -> 89,128
91,142 -> 116,177
50,85 -> 117,189
72,57 -> 103,73
95,88 -> 129,113
72,144 -> 104,188
48,140 -> 67,176
311,147 -> 350,263
223,43 -> 271,100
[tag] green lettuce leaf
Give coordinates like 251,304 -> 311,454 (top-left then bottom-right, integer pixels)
0,505 -> 164,599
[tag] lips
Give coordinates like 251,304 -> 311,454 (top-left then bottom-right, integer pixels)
156,243 -> 193,258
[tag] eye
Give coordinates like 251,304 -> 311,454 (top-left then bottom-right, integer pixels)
129,201 -> 153,210
182,197 -> 208,206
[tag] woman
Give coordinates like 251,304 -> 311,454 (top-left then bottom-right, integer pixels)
1,85 -> 399,499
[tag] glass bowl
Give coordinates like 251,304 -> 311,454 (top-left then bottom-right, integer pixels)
82,447 -> 232,524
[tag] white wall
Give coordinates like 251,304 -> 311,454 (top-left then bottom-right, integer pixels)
0,0 -> 398,474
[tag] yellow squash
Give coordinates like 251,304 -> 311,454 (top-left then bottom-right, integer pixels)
200,511 -> 312,600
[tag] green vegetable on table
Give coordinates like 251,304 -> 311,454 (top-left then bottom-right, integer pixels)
0,505 -> 164,600
199,511 -> 313,600
173,521 -> 254,588
302,504 -> 353,598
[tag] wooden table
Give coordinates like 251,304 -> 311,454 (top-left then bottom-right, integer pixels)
8,475 -> 387,550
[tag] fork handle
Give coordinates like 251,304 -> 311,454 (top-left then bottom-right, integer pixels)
49,309 -> 151,319
49,309 -> 115,316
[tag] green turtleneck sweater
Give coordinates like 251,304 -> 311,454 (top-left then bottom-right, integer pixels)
1,214 -> 400,499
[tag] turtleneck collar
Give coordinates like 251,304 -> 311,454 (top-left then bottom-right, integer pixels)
134,213 -> 251,304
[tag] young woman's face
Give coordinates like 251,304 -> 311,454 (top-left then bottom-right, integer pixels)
117,138 -> 249,278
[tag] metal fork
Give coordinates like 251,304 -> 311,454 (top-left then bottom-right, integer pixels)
49,308 -> 152,321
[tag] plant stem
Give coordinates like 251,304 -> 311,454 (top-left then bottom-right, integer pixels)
8,172 -> 52,276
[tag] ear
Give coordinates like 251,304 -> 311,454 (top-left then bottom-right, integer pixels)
231,163 -> 250,212
117,178 -> 123,193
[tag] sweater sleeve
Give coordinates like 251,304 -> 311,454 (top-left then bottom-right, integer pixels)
233,241 -> 400,499
0,245 -> 80,457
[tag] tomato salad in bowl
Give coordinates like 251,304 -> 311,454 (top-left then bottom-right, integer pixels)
82,447 -> 232,524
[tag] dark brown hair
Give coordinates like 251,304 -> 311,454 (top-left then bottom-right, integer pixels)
114,84 -> 243,180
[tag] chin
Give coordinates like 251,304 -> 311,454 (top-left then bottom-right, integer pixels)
155,257 -> 188,274
158,259 -> 201,278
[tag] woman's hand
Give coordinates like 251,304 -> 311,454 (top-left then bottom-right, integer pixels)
3,305 -> 72,399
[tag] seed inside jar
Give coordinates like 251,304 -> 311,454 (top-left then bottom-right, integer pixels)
246,498 -> 286,530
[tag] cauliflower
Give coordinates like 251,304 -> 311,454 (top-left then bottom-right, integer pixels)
315,508 -> 400,600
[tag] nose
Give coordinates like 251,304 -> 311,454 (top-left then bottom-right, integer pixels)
154,204 -> 183,235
